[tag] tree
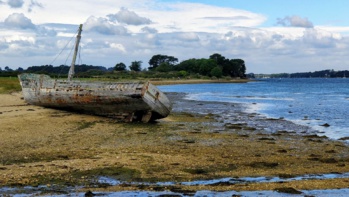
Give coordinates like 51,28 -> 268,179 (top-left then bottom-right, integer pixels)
114,62 -> 126,71
148,54 -> 178,70
177,70 -> 188,78
217,58 -> 246,78
175,59 -> 200,73
156,62 -> 172,72
129,61 -> 142,71
209,53 -> 226,66
198,59 -> 217,76
230,59 -> 246,78
4,66 -> 13,72
210,67 -> 223,78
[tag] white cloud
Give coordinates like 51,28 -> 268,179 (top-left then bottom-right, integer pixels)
108,42 -> 126,53
141,26 -> 158,34
4,34 -> 35,43
107,8 -> 152,25
4,13 -> 35,29
142,2 -> 267,33
177,32 -> 200,42
28,0 -> 43,12
1,1 -> 349,73
84,16 -> 128,35
7,0 -> 24,8
277,15 -> 314,28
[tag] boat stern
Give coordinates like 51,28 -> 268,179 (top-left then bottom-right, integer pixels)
141,81 -> 172,120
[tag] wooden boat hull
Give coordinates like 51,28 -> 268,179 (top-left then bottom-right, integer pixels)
18,73 -> 172,122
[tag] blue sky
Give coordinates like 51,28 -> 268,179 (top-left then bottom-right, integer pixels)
163,0 -> 349,27
1,0 -> 349,73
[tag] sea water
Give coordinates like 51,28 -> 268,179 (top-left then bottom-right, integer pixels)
159,78 -> 349,140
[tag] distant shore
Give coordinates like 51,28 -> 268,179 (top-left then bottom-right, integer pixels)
0,91 -> 349,195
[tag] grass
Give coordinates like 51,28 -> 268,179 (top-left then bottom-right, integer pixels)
0,77 -> 22,94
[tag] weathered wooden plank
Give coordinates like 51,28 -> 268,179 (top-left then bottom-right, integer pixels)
18,73 -> 172,122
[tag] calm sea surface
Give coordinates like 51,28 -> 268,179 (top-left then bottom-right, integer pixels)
159,78 -> 349,140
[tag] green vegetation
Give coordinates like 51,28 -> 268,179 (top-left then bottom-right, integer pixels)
76,121 -> 97,131
0,53 -> 247,80
0,77 -> 22,94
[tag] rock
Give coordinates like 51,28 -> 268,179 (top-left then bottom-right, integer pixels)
321,123 -> 330,127
274,187 -> 302,194
258,137 -> 275,141
320,158 -> 338,163
85,190 -> 95,197
249,162 -> 279,168
339,137 -> 349,140
277,149 -> 288,153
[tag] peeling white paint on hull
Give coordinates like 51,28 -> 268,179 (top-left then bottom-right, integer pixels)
18,73 -> 172,122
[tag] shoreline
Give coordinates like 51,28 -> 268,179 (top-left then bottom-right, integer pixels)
1,92 -> 349,195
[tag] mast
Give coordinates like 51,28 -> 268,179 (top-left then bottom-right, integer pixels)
68,24 -> 83,81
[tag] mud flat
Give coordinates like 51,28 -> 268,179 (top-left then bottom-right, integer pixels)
0,92 -> 349,196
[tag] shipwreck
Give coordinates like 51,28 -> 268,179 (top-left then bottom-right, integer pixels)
18,24 -> 172,122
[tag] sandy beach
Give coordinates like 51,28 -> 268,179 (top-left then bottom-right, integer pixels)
1,91 -> 349,195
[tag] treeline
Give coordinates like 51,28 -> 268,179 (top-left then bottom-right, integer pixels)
0,64 -> 113,77
269,69 -> 349,78
147,53 -> 246,78
0,53 -> 247,79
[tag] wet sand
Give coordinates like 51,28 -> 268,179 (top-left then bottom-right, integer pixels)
0,92 -> 349,195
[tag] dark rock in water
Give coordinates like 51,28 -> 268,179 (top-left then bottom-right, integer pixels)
224,123 -> 247,129
338,137 -> 349,140
208,181 -> 233,186
321,123 -> 330,127
303,134 -> 328,139
278,174 -> 295,179
168,187 -> 196,196
274,187 -> 302,194
85,190 -> 95,197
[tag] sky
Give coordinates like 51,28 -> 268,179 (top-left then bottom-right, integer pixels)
1,0 -> 349,74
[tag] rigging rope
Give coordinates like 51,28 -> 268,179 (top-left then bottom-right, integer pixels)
49,31 -> 77,66
50,28 -> 80,78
